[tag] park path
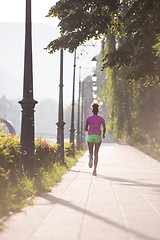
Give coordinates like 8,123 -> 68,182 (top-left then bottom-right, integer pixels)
1,143 -> 160,240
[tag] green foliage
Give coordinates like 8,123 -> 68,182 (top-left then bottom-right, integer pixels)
0,167 -> 10,216
97,1 -> 160,144
46,0 -> 160,84
100,32 -> 141,141
35,138 -> 58,169
102,0 -> 160,84
99,27 -> 160,145
65,155 -> 77,169
34,162 -> 66,193
45,0 -> 121,53
64,142 -> 79,157
101,30 -> 160,145
0,129 -> 20,176
0,170 -> 35,217
137,86 -> 160,139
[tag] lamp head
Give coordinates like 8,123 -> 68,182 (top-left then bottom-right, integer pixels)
91,57 -> 97,67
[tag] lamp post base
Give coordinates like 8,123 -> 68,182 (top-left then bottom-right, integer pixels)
19,98 -> 38,177
56,120 -> 66,163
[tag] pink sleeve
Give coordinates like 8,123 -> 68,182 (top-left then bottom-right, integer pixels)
100,117 -> 104,123
86,116 -> 90,122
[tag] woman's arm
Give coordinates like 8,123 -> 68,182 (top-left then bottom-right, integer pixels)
102,121 -> 106,138
85,121 -> 89,131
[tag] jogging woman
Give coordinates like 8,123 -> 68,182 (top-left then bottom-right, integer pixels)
85,103 -> 106,176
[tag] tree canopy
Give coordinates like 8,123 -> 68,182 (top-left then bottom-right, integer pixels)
46,0 -> 121,52
46,0 -> 160,83
103,0 -> 160,84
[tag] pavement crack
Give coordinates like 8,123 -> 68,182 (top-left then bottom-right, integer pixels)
78,174 -> 93,240
107,171 -> 132,240
28,163 -> 82,240
135,185 -> 160,217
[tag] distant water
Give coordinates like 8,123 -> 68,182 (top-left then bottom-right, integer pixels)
45,138 -> 70,144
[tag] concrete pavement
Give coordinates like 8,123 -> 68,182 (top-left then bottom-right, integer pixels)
1,143 -> 160,240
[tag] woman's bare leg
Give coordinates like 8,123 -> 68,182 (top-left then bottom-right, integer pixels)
88,142 -> 94,157
93,142 -> 101,173
88,142 -> 94,168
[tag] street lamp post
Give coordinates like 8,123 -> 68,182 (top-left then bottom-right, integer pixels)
91,57 -> 97,67
80,73 -> 98,147
19,0 -> 38,177
70,50 -> 76,156
81,79 -> 92,148
79,56 -> 98,149
92,73 -> 98,103
56,49 -> 65,163
92,73 -> 97,82
80,80 -> 84,150
76,66 -> 81,150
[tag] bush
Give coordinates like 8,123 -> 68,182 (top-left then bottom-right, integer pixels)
35,138 -> 58,169
0,131 -> 20,177
0,167 -> 10,217
64,142 -> 77,156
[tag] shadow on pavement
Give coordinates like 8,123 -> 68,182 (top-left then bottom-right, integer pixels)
39,190 -> 157,240
70,169 -> 160,190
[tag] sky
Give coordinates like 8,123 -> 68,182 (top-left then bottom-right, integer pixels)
0,0 -> 101,108
0,0 -> 59,27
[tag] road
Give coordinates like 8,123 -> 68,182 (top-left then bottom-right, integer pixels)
1,143 -> 160,240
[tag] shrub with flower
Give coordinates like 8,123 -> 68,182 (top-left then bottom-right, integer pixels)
35,138 -> 58,169
64,142 -> 77,156
0,129 -> 20,177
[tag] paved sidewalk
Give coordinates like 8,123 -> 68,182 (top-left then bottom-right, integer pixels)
1,143 -> 160,240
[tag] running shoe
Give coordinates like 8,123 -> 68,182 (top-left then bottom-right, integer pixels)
89,155 -> 93,168
93,169 -> 97,176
